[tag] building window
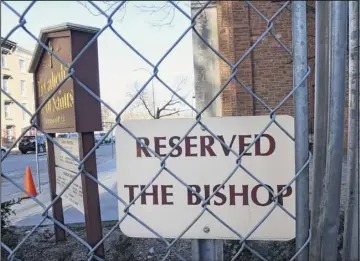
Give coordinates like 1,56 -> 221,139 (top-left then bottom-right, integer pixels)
19,59 -> 25,73
1,55 -> 7,68
2,78 -> 8,92
5,126 -> 14,143
4,103 -> 11,119
20,80 -> 26,96
22,103 -> 28,122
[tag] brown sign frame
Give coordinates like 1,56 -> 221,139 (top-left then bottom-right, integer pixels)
30,23 -> 105,258
29,23 -> 103,134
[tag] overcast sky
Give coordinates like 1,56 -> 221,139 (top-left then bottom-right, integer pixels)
1,1 -> 195,116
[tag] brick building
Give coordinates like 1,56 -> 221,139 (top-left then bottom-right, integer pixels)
192,1 -> 349,148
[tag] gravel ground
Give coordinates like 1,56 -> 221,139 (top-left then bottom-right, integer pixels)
1,155 -> 349,261
1,221 -> 192,261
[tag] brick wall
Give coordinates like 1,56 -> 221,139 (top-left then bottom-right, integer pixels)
216,1 -> 349,149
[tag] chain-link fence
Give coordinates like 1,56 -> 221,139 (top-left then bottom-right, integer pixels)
1,1 -> 357,261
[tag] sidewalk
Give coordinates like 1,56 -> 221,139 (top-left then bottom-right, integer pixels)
5,147 -> 22,155
10,169 -> 119,226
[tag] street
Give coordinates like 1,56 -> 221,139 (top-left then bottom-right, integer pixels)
1,143 -> 116,203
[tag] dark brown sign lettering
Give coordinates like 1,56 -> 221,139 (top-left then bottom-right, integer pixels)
135,134 -> 276,158
124,184 -> 292,206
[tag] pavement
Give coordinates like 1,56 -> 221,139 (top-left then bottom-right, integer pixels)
1,144 -> 119,227
9,161 -> 118,227
1,144 -> 116,202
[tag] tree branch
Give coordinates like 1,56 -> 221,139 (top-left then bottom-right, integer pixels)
136,87 -> 156,119
156,77 -> 188,114
135,2 -> 171,15
136,1 -> 179,28
128,77 -> 189,120
139,95 -> 156,119
77,1 -> 116,15
159,109 -> 190,118
77,1 -> 128,22
79,1 -> 204,28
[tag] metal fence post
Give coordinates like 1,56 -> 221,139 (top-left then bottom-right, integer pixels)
292,1 -> 310,260
35,128 -> 41,193
112,138 -> 115,159
191,3 -> 223,260
342,1 -> 359,261
309,2 -> 330,260
192,239 -> 223,261
320,1 -> 348,260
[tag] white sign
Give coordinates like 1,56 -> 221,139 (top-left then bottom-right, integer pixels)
55,167 -> 84,213
116,116 -> 295,240
54,138 -> 84,213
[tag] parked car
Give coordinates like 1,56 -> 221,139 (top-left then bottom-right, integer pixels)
1,146 -> 8,157
94,132 -> 112,145
56,133 -> 69,138
56,133 -> 78,139
100,133 -> 113,144
94,133 -> 102,144
19,136 -> 46,154
69,133 -> 78,139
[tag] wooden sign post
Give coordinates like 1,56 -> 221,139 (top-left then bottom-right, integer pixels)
29,23 -> 104,258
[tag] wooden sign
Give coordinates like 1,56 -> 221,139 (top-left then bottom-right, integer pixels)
32,23 -> 105,258
29,23 -> 103,133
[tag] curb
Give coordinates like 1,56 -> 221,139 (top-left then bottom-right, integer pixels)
6,150 -> 47,156
10,150 -> 22,155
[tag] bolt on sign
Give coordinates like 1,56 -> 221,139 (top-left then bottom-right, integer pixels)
29,23 -> 103,133
54,137 -> 84,213
116,116 -> 295,240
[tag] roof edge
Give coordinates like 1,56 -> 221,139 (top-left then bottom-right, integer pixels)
191,1 -> 217,9
29,23 -> 100,73
1,37 -> 17,54
15,46 -> 33,56
40,23 -> 100,35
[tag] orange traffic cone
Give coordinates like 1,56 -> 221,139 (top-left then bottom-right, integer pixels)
24,166 -> 37,198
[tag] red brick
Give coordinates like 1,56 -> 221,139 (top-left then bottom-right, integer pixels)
216,1 -> 349,148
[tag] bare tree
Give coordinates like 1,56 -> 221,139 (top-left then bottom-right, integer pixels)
77,1 -> 118,16
77,1 -> 129,22
101,104 -> 111,121
133,1 -> 185,28
128,78 -> 190,119
77,1 -> 195,28
101,103 -> 114,130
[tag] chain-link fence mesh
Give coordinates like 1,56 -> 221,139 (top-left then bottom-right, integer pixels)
1,1 -> 313,260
